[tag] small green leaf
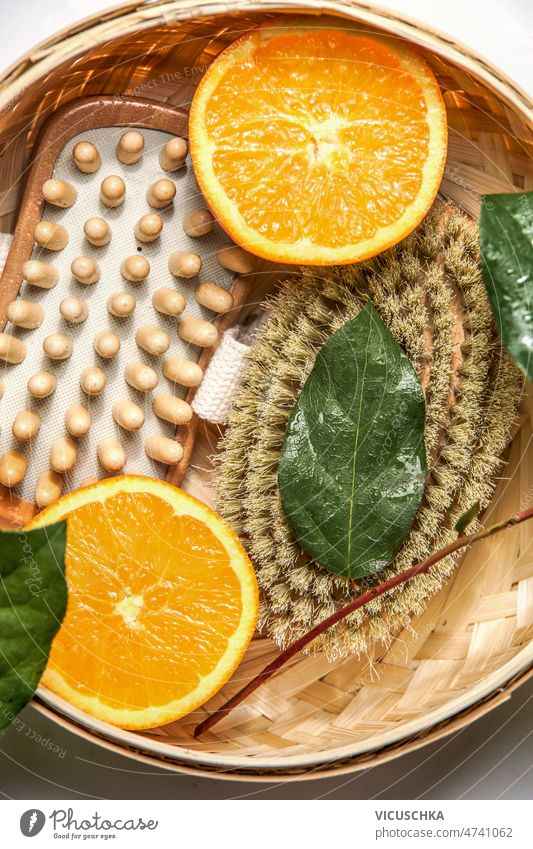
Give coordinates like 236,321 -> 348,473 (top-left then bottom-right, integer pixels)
455,501 -> 480,534
480,191 -> 533,380
0,521 -> 67,735
278,303 -> 427,579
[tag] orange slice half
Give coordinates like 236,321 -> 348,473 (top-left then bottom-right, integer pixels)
27,476 -> 258,730
189,16 -> 447,265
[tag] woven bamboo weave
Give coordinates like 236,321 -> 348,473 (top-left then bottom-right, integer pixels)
0,0 -> 531,778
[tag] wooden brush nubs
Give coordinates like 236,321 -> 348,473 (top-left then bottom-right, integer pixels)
65,404 -> 91,437
216,245 -> 256,274
162,356 -> 203,387
168,250 -> 202,279
107,291 -> 136,316
183,208 -> 214,237
112,400 -> 145,432
80,366 -> 106,396
135,213 -> 163,243
42,178 -> 78,208
28,371 -> 56,399
152,394 -> 193,426
35,470 -> 63,508
0,334 -> 26,364
145,435 -> 183,466
0,450 -> 27,487
34,221 -> 68,251
116,130 -> 144,164
43,333 -> 72,361
22,260 -> 58,289
135,325 -> 170,356
100,175 -> 126,208
159,137 -> 187,172
146,179 -> 176,209
98,438 -> 126,472
195,282 -> 234,313
73,140 -> 101,173
71,255 -> 100,284
6,300 -> 43,329
120,256 -> 150,282
178,316 -> 218,348
2,121 -> 235,501
152,288 -> 186,317
60,296 -> 88,324
12,410 -> 41,442
84,217 -> 111,247
124,361 -> 158,392
94,330 -> 121,359
50,437 -> 77,474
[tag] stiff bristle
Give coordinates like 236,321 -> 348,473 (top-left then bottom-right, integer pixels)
216,203 -> 523,659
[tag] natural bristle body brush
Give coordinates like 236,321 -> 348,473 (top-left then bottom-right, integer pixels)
216,204 -> 523,658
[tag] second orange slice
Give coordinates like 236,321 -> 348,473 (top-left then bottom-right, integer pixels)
27,476 -> 258,730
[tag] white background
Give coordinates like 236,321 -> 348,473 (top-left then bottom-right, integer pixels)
3,800 -> 531,847
0,0 -> 531,801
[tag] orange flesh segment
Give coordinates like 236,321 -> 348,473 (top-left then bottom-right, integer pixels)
50,492 -> 240,711
28,478 -> 258,729
209,34 -> 429,247
190,21 -> 447,264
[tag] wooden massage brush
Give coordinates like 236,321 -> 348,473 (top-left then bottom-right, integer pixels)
0,96 -> 255,524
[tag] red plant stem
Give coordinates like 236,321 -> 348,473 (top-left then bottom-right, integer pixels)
194,506 -> 533,738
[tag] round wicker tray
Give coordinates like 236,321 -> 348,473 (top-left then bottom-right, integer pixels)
0,0 -> 531,780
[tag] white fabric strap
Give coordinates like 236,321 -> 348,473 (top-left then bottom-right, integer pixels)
192,327 -> 251,424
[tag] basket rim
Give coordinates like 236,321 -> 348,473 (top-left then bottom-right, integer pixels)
31,664 -> 532,781
0,0 -> 531,120
34,642 -> 533,772
0,0 -> 531,778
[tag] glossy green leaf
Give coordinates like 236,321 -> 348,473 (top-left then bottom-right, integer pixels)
0,522 -> 67,735
455,501 -> 480,534
278,303 -> 427,579
480,191 -> 533,380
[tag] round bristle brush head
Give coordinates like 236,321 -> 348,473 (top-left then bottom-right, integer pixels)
216,203 -> 523,659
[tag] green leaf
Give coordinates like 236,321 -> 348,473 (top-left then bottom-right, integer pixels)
278,303 -> 427,579
0,521 -> 67,735
480,191 -> 533,380
455,501 -> 480,534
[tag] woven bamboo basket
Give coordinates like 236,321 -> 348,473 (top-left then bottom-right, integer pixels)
0,0 -> 532,780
